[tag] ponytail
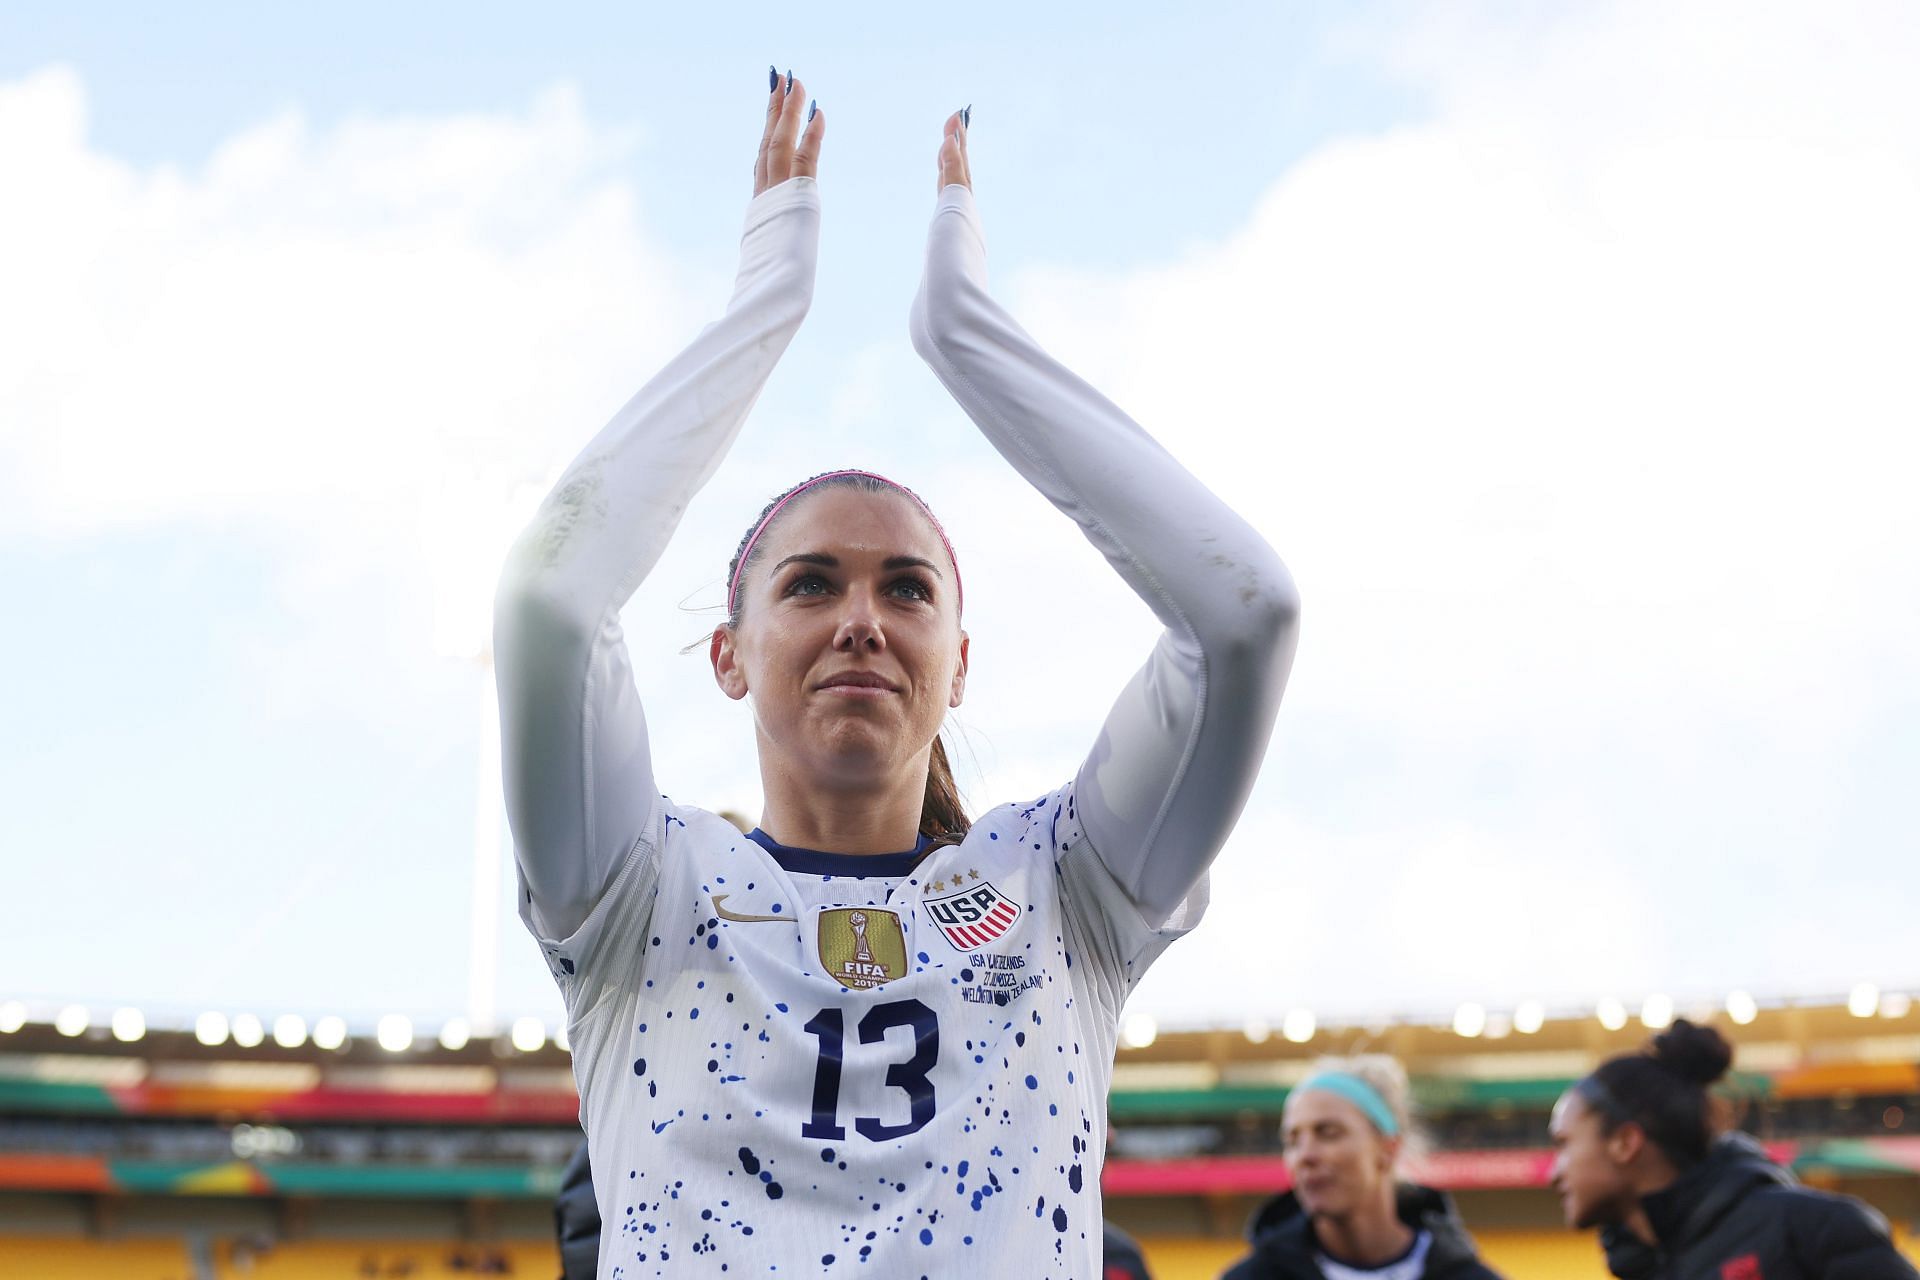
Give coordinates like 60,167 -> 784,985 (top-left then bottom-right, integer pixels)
920,734 -> 970,846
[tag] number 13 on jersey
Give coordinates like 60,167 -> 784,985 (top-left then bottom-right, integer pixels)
800,999 -> 938,1141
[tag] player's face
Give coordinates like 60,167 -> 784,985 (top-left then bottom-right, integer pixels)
715,486 -> 967,787
1281,1090 -> 1396,1223
1549,1092 -> 1635,1229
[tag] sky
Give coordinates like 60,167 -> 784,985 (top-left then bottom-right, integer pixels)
3,1 -> 1917,1042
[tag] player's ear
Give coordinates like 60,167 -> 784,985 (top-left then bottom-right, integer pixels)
948,631 -> 969,709
1607,1120 -> 1647,1167
711,626 -> 749,701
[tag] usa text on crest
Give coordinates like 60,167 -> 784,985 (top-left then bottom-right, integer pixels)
923,881 -> 1021,951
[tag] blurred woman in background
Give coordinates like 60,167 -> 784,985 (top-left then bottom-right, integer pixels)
1550,1019 -> 1918,1279
1224,1055 -> 1502,1280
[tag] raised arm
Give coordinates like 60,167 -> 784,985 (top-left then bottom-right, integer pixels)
494,75 -> 825,941
909,112 -> 1299,926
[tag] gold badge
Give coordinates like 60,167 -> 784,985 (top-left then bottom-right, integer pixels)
818,907 -> 907,990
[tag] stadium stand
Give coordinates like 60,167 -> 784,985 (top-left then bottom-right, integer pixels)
2,994 -> 1916,1277
5,1235 -> 195,1279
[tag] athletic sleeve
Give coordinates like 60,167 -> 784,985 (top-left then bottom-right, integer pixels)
493,177 -> 821,948
909,184 -> 1300,948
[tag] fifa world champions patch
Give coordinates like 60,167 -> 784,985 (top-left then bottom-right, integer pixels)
818,908 -> 907,990
923,881 -> 1021,951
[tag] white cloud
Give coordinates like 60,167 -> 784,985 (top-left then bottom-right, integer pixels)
0,66 -> 689,541
1038,1 -> 1920,1014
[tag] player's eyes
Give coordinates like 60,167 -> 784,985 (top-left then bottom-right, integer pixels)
784,573 -> 830,597
780,573 -> 931,601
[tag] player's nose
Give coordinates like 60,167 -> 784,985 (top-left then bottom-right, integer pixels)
832,587 -> 885,652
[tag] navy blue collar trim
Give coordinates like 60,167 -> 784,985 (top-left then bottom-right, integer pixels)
747,828 -> 932,878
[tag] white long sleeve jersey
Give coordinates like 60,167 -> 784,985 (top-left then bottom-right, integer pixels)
494,177 -> 1299,1279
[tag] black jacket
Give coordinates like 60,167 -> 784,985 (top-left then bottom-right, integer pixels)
555,1140 -> 599,1280
1103,1220 -> 1153,1279
1601,1133 -> 1919,1280
1222,1183 -> 1504,1280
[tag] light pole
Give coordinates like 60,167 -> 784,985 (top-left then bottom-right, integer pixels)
430,464 -> 542,1041
465,654 -> 503,1039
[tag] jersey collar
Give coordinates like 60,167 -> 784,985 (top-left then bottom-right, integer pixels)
745,828 -> 933,878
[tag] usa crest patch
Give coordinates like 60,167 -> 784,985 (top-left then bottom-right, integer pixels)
923,881 -> 1021,951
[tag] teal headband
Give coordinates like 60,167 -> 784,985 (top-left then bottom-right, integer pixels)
1294,1072 -> 1401,1138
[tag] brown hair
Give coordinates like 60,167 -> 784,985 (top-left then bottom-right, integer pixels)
727,471 -> 971,847
920,735 -> 969,847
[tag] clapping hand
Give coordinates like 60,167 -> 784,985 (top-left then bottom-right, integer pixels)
754,67 -> 825,197
936,105 -> 972,193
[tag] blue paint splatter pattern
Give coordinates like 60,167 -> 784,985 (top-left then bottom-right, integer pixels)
530,791 -> 1198,1277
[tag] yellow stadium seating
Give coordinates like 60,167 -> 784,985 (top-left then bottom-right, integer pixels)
1471,1232 -> 1613,1278
210,1239 -> 558,1279
1,1236 -> 195,1280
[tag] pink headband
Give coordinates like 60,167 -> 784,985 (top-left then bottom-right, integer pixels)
727,469 -> 963,618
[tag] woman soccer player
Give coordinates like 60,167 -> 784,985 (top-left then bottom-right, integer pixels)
1225,1057 -> 1502,1280
1550,1020 -> 1918,1279
494,70 -> 1298,1278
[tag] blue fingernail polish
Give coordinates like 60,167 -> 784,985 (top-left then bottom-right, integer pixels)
769,65 -> 777,92
808,100 -> 818,123
786,69 -> 793,92
962,104 -> 972,128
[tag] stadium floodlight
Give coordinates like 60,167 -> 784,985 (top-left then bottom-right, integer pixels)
1596,997 -> 1628,1031
1513,1000 -> 1545,1035
55,1005 -> 88,1037
272,1014 -> 308,1049
0,1001 -> 26,1034
1242,1017 -> 1271,1045
1120,1013 -> 1158,1050
1282,1008 -> 1316,1044
232,1013 -> 266,1047
1848,982 -> 1880,1018
1726,989 -> 1758,1025
1483,1012 -> 1513,1040
511,1016 -> 546,1053
312,1016 -> 348,1051
110,1008 -> 146,1043
439,1017 -> 473,1051
376,1015 -> 414,1053
1882,991 -> 1912,1019
1452,1003 -> 1487,1038
195,1011 -> 230,1046
1640,993 -> 1674,1030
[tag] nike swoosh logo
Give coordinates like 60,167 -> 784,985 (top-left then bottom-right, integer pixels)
711,894 -> 792,924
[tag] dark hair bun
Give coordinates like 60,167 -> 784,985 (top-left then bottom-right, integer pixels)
1651,1019 -> 1733,1085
